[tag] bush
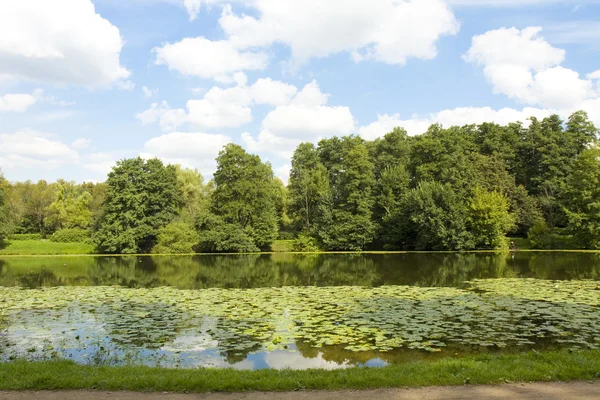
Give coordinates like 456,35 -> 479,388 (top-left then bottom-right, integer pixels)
277,231 -> 297,240
527,221 -> 574,249
8,233 -> 43,241
293,234 -> 321,252
152,221 -> 199,254
51,228 -> 91,243
196,213 -> 260,253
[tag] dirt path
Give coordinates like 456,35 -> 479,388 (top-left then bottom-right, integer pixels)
1,381 -> 598,400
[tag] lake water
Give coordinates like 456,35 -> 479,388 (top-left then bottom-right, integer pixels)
0,252 -> 599,369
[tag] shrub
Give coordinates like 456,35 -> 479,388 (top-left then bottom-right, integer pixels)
152,221 -> 199,254
196,213 -> 260,253
293,234 -> 321,252
8,233 -> 43,241
277,231 -> 297,240
528,221 -> 574,249
51,228 -> 91,243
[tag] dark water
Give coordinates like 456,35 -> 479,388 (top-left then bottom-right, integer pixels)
1,252 -> 599,289
1,252 -> 599,370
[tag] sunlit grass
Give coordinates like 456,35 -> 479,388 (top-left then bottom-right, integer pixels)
0,350 -> 598,392
0,240 -> 95,255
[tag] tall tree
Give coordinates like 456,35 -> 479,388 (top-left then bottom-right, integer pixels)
9,180 -> 56,235
563,146 -> 600,249
211,144 -> 279,250
44,180 -> 93,231
287,143 -> 330,231
0,171 -> 11,240
467,187 -> 514,249
317,136 -> 376,250
384,181 -> 472,251
175,166 -> 210,224
93,157 -> 181,254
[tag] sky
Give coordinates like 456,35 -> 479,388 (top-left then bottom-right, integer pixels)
1,0 -> 600,184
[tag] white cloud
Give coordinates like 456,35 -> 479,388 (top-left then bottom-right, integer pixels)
219,0 -> 459,66
116,80 -> 136,91
0,93 -> 37,112
448,0 -> 597,6
159,1 -> 458,80
136,101 -> 187,131
0,129 -> 79,169
0,0 -> 130,86
242,80 -> 355,159
183,0 -> 225,21
142,86 -> 158,99
588,70 -> 600,80
72,138 -> 92,150
137,77 -> 298,130
154,37 -> 268,82
464,27 -> 598,109
142,132 -> 231,176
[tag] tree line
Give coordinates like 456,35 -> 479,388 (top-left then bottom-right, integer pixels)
1,110 -> 599,253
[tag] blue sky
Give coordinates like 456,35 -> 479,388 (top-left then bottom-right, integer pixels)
1,0 -> 599,183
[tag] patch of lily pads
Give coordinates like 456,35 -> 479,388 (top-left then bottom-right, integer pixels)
0,278 -> 599,367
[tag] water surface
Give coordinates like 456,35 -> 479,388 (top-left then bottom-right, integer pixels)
1,252 -> 599,370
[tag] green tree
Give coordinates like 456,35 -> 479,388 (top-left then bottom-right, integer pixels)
93,157 -> 181,254
152,221 -> 200,254
211,144 -> 279,250
0,171 -> 11,240
467,187 -> 514,249
287,143 -> 330,231
317,136 -> 376,250
44,180 -> 93,231
196,213 -> 259,253
563,146 -> 600,249
175,166 -> 210,223
384,181 -> 471,251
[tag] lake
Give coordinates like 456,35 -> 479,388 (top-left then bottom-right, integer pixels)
0,252 -> 599,369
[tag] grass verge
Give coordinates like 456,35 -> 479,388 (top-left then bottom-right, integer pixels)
1,350 -> 599,392
0,240 -> 95,255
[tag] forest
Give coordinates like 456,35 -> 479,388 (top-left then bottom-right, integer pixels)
1,110 -> 599,254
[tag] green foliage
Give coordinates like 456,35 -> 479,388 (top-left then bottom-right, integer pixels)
563,145 -> 600,249
152,221 -> 199,254
287,143 -> 331,231
0,172 -> 11,241
467,187 -> 514,249
50,228 -> 91,243
93,157 -> 182,254
7,233 -> 42,241
175,166 -> 210,224
196,213 -> 259,253
385,182 -> 471,251
317,136 -> 376,250
44,180 -> 93,231
293,234 -> 321,252
212,144 -> 279,250
527,221 -> 573,250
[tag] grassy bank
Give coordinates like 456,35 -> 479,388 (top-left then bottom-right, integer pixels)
0,240 -> 95,255
0,350 -> 598,392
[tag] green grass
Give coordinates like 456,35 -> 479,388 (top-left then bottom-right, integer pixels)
507,237 -> 533,250
0,350 -> 599,392
0,240 -> 95,255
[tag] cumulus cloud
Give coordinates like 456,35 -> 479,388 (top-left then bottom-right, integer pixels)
0,0 -> 130,86
0,93 -> 37,112
464,27 -> 598,109
142,86 -> 158,99
153,37 -> 268,82
142,132 -> 231,176
160,0 -> 458,80
242,80 -> 355,159
136,101 -> 188,131
137,76 -> 298,130
0,129 -> 79,169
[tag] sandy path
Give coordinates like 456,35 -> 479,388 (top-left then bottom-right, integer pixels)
1,381 -> 598,400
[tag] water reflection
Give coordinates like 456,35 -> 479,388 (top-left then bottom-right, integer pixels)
0,252 -> 599,289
